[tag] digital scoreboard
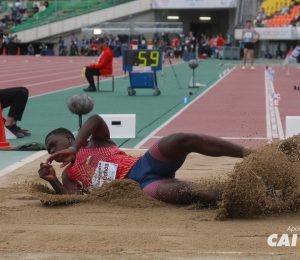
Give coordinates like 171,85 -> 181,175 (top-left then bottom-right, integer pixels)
122,50 -> 162,71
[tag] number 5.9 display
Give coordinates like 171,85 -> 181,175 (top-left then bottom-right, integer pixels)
123,50 -> 162,71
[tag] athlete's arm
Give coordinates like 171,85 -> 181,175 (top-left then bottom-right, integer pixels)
254,30 -> 260,41
241,29 -> 245,39
47,115 -> 110,166
73,114 -> 110,147
38,163 -> 79,194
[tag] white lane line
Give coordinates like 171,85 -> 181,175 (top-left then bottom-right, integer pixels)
0,70 -> 84,83
0,59 -> 122,76
28,61 -> 180,98
29,74 -> 125,99
25,75 -> 83,86
0,60 -> 124,76
0,62 -> 81,74
152,136 -> 267,140
268,77 -> 284,140
0,151 -> 47,178
134,66 -> 237,148
264,70 -> 284,141
0,65 -> 83,78
220,136 -> 267,140
264,71 -> 272,143
221,137 -> 267,140
24,67 -> 125,87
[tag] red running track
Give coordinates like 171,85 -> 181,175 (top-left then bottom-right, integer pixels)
0,56 -> 125,96
138,66 -> 269,149
1,57 -> 299,149
272,66 -> 300,130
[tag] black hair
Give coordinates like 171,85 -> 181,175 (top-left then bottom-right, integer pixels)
246,20 -> 252,24
45,128 -> 74,143
95,37 -> 105,44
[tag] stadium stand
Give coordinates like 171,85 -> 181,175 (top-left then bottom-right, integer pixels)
11,0 -> 134,33
258,0 -> 300,27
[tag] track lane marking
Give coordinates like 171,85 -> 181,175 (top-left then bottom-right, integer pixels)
264,70 -> 284,141
134,66 -> 237,148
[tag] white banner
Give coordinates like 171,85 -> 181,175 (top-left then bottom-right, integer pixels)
235,27 -> 300,40
151,0 -> 238,9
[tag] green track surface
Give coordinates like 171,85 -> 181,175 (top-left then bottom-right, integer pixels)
0,59 -> 227,171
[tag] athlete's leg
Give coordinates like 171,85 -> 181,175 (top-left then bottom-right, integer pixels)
143,178 -> 220,205
243,48 -> 248,66
157,133 -> 249,162
249,49 -> 255,67
138,134 -> 247,205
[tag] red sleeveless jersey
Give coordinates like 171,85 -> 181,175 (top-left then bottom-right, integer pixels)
66,146 -> 139,190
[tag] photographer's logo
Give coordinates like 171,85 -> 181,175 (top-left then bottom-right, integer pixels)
267,226 -> 300,247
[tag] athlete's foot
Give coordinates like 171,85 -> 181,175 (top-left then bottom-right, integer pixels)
251,66 -> 255,70
242,65 -> 246,70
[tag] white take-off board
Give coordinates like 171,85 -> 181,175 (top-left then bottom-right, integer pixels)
286,116 -> 300,138
99,114 -> 136,139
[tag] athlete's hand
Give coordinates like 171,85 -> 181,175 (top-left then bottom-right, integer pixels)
46,148 -> 75,168
38,163 -> 57,182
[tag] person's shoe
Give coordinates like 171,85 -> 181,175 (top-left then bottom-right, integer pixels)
6,124 -> 25,138
251,66 -> 255,70
242,66 -> 246,70
18,126 -> 31,136
83,86 -> 96,92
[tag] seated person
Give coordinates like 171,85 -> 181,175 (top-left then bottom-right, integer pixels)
39,115 -> 250,205
0,30 -> 30,138
0,87 -> 31,138
83,38 -> 113,92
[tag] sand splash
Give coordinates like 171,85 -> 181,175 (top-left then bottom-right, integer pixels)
28,179 -> 163,208
217,136 -> 300,219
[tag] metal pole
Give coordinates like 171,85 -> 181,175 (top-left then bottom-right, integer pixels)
79,114 -> 82,128
55,0 -> 57,12
193,69 -> 195,87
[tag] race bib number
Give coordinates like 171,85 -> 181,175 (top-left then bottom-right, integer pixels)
244,32 -> 253,42
91,161 -> 118,188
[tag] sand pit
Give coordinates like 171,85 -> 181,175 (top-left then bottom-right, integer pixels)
0,149 -> 300,259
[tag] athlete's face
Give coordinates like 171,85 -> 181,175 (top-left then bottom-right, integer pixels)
246,22 -> 252,29
46,134 -> 74,154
